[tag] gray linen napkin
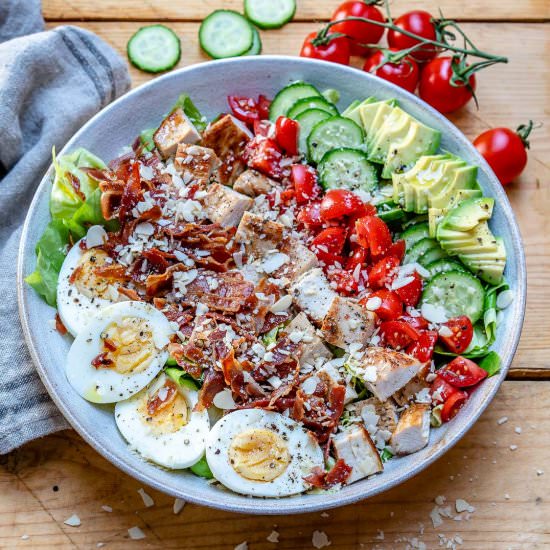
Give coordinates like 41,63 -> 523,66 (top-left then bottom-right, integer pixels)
0,0 -> 131,454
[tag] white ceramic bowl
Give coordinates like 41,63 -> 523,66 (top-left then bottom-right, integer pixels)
17,56 -> 526,515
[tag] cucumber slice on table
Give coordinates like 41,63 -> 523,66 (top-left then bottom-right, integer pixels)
318,148 -> 379,192
244,26 -> 262,55
127,25 -> 181,73
269,82 -> 321,121
287,96 -> 338,119
294,109 -> 332,155
199,10 -> 253,59
425,259 -> 467,277
421,270 -> 485,323
307,116 -> 365,164
401,223 -> 430,250
244,0 -> 296,29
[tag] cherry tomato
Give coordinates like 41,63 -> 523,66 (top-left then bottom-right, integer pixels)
300,31 -> 351,65
327,268 -> 359,296
368,256 -> 400,290
320,189 -> 364,221
355,215 -> 392,257
366,290 -> 403,321
253,119 -> 271,137
291,165 -> 320,205
243,137 -> 284,180
379,319 -> 419,348
406,330 -> 438,363
419,57 -> 476,113
439,316 -> 474,354
346,247 -> 368,273
227,94 -> 270,125
363,49 -> 420,93
330,1 -> 385,56
400,314 -> 429,331
395,271 -> 423,307
441,389 -> 469,422
431,375 -> 457,403
387,10 -> 438,62
438,356 -> 488,388
387,239 -> 406,262
297,201 -> 323,231
312,227 -> 347,257
473,126 -> 530,185
275,116 -> 299,156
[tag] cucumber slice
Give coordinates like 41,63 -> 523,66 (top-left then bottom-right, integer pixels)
421,270 -> 485,323
425,259 -> 467,277
318,148 -> 379,192
269,82 -> 321,121
199,10 -> 253,59
244,26 -> 262,55
377,203 -> 406,223
307,116 -> 365,164
244,0 -> 296,29
404,237 -> 440,265
294,109 -> 332,155
401,223 -> 430,250
418,247 -> 448,267
287,97 -> 338,119
127,25 -> 181,73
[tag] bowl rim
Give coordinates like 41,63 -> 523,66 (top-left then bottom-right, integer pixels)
17,55 -> 526,515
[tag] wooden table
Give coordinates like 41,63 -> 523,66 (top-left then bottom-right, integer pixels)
2,1 -> 549,547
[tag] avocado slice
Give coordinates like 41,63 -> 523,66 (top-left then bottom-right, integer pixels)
440,197 -> 494,232
342,97 -> 376,126
368,107 -> 412,163
429,166 -> 479,210
428,188 -> 483,237
359,99 -> 398,140
460,238 -> 506,285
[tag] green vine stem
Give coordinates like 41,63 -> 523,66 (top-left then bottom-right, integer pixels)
516,121 -> 536,149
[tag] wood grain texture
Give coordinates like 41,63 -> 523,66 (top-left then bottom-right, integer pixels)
1,382 -> 548,548
42,0 -> 550,22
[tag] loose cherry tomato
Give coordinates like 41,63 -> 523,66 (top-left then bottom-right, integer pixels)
275,116 -> 299,156
312,227 -> 347,256
243,137 -> 284,179
291,164 -> 320,205
327,268 -> 359,295
320,189 -> 364,221
438,356 -> 488,388
395,271 -> 423,307
355,215 -> 392,257
297,200 -> 323,229
227,95 -> 270,125
300,31 -> 351,65
368,256 -> 400,290
439,316 -> 474,354
330,1 -> 385,56
407,330 -> 438,363
379,319 -> 419,348
431,375 -> 457,403
387,10 -> 438,62
419,57 -> 476,113
363,49 -> 420,93
473,124 -> 532,185
441,389 -> 469,422
367,290 -> 403,321
346,247 -> 368,273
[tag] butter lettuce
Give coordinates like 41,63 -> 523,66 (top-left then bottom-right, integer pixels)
172,93 -> 207,132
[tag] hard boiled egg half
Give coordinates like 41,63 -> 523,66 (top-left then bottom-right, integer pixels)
66,301 -> 173,403
115,372 -> 210,469
206,409 -> 324,497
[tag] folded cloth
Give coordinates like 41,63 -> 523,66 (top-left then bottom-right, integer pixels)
0,1 -> 131,454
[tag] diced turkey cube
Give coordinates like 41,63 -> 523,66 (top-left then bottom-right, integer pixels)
320,296 -> 376,349
201,114 -> 253,185
290,268 -> 338,325
233,169 -> 279,197
202,183 -> 253,228
393,374 -> 431,407
361,347 -> 422,402
153,108 -> 201,159
174,144 -> 221,187
275,239 -> 319,285
235,212 -> 284,259
333,426 -> 383,484
390,403 -> 431,455
286,312 -> 331,367
347,397 -> 399,435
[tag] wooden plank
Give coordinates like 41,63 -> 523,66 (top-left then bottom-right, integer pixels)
42,0 -> 550,22
0,382 -> 548,548
44,20 -> 550,375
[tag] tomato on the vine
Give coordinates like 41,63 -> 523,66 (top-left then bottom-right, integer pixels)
300,31 -> 351,65
439,316 -> 474,354
387,10 -> 438,62
363,49 -> 420,93
330,1 -> 385,56
419,56 -> 476,113
438,356 -> 488,388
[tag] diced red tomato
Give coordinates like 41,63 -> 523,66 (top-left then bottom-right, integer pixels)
345,247 -> 368,272
431,375 -> 458,403
438,356 -> 488,388
441,389 -> 469,422
311,227 -> 347,255
291,165 -> 320,205
367,290 -> 403,321
406,330 -> 438,363
297,200 -> 323,229
385,239 -> 406,262
355,215 -> 392,257
395,271 -> 423,307
327,268 -> 359,296
378,319 -> 419,348
280,188 -> 295,204
227,94 -> 270,125
400,314 -> 429,331
368,256 -> 400,290
439,316 -> 474,354
257,94 -> 271,119
319,189 -> 364,221
243,137 -> 284,180
275,116 -> 299,156
253,119 -> 271,137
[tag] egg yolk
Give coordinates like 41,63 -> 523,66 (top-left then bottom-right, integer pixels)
99,317 -> 156,374
228,428 -> 290,482
139,380 -> 188,434
72,249 -> 121,300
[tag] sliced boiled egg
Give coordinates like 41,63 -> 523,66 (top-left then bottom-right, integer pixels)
66,301 -> 173,403
206,409 -> 323,497
115,372 -> 209,469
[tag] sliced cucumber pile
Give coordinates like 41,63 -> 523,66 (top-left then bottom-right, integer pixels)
307,116 -> 365,164
199,10 -> 254,59
287,97 -> 338,119
269,82 -> 321,121
244,0 -> 296,29
127,25 -> 181,73
318,149 -> 379,192
295,109 -> 332,156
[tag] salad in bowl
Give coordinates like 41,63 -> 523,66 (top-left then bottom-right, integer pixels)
24,76 -> 513,500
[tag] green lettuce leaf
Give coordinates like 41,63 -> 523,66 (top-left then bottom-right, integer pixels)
479,351 -> 501,377
165,367 -> 201,390
171,93 -> 207,132
139,128 -> 157,152
190,456 -> 214,479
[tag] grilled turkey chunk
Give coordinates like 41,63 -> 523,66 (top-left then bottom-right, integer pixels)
275,239 -> 318,285
233,169 -> 279,197
346,397 -> 399,435
174,144 -> 221,188
290,268 -> 338,325
286,312 -> 331,367
153,107 -> 201,159
333,426 -> 383,484
391,403 -> 431,455
235,212 -> 285,259
202,184 -> 253,228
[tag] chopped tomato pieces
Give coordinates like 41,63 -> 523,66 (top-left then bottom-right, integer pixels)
227,94 -> 270,125
243,137 -> 284,180
368,255 -> 400,289
364,289 -> 403,321
275,116 -> 299,156
438,356 -> 488,388
440,389 -> 469,422
311,227 -> 347,256
406,330 -> 438,363
291,165 -> 320,204
379,319 -> 419,348
355,215 -> 392,257
297,200 -> 323,229
345,247 -> 368,272
385,239 -> 406,262
395,271 -> 423,307
320,189 -> 364,220
439,316 -> 474,354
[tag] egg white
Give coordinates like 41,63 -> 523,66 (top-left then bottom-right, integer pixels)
66,301 -> 173,404
115,373 -> 210,469
206,409 -> 324,497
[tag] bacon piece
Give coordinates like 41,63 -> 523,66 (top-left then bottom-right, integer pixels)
94,264 -> 128,280
119,162 -> 143,220
145,263 -> 186,297
196,369 -> 226,411
136,204 -> 162,222
252,336 -> 300,382
167,343 -> 203,379
55,314 -> 67,336
67,172 -> 86,201
304,459 -> 352,489
146,379 -> 178,416
117,287 -> 142,301
91,352 -> 113,369
221,349 -> 248,399
260,311 -> 291,335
